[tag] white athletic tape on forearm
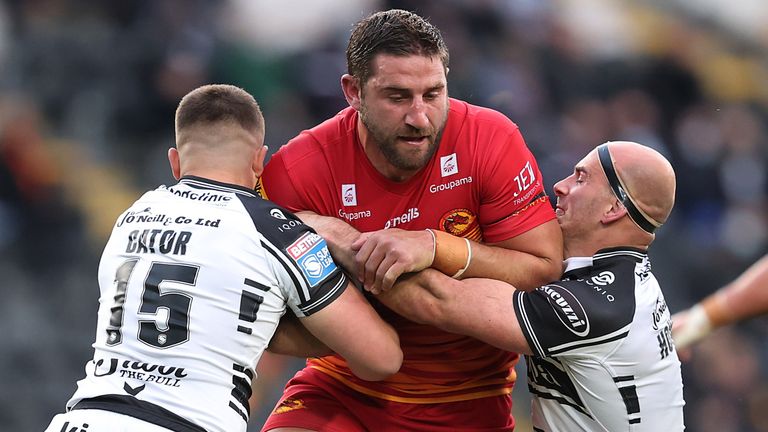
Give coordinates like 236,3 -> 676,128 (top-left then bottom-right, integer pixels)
673,304 -> 713,349
426,228 -> 437,266
451,238 -> 472,279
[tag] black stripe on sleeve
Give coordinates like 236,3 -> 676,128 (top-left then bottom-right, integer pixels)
513,290 -> 546,357
261,239 -> 307,302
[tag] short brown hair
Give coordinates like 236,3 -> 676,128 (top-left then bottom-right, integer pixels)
346,9 -> 449,85
175,84 -> 264,135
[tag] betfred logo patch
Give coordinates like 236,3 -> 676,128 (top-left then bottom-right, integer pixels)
287,232 -> 322,259
287,232 -> 336,286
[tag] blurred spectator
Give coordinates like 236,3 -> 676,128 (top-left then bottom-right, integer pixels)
0,95 -> 85,275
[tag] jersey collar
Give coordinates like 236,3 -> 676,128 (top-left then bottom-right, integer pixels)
178,175 -> 259,198
562,247 -> 649,279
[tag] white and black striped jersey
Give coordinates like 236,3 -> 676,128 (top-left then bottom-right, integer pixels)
514,247 -> 685,432
65,176 -> 348,432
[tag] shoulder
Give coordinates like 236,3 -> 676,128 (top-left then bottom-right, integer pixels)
533,276 -> 636,337
566,252 -> 644,323
448,98 -> 519,132
514,254 -> 643,356
273,107 -> 357,170
234,195 -> 311,247
445,99 -> 523,158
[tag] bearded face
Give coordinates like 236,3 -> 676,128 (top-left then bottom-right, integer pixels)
355,53 -> 450,175
359,102 -> 445,171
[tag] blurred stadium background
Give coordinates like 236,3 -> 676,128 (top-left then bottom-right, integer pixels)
1,0 -> 766,430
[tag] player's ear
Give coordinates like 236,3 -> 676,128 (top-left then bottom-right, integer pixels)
601,198 -> 627,224
168,147 -> 181,180
253,144 -> 268,178
341,74 -> 362,111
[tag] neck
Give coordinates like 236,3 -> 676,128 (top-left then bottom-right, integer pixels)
563,229 -> 650,259
357,119 -> 419,183
180,168 -> 256,190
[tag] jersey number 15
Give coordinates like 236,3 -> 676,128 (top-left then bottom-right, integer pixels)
105,259 -> 264,349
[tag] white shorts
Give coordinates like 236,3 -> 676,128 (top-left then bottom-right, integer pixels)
45,409 -> 174,432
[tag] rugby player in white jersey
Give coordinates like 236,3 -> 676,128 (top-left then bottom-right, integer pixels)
375,141 -> 685,431
45,84 -> 402,432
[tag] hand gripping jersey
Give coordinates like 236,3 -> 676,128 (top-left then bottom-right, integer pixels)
66,176 -> 347,432
259,99 -> 555,403
514,248 -> 685,432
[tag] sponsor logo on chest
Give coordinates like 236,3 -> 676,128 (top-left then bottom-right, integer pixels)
384,207 -> 420,229
651,296 -> 669,331
270,208 -> 287,219
341,184 -> 357,206
439,208 -> 480,239
338,208 -> 372,222
440,153 -> 459,177
431,153 -> 473,194
590,271 -> 615,286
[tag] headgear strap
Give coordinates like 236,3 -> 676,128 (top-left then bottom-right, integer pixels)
597,143 -> 661,234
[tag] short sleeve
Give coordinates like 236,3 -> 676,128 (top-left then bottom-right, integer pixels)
238,195 -> 348,317
279,231 -> 348,317
513,282 -> 594,358
477,127 -> 556,243
514,279 -> 635,358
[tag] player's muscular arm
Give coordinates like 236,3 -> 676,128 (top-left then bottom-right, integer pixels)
301,281 -> 403,381
673,254 -> 768,349
267,313 -> 333,357
351,229 -> 436,294
710,255 -> 768,324
351,220 -> 562,294
461,219 -> 563,291
377,270 -> 533,355
296,211 -> 362,277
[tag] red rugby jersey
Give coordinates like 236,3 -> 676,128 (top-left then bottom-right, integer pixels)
260,98 -> 555,403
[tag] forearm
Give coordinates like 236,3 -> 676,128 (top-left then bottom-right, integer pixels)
430,220 -> 563,291
297,211 -> 361,273
703,255 -> 768,327
674,255 -> 768,349
460,241 -> 562,291
376,270 -> 450,327
377,271 -> 532,354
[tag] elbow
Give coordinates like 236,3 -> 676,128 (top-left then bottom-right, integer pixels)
524,256 -> 563,290
371,348 -> 404,381
351,347 -> 403,381
347,326 -> 403,381
542,258 -> 563,283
